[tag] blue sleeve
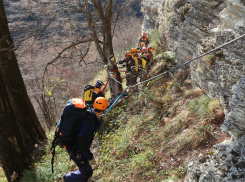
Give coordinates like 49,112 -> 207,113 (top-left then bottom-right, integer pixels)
77,118 -> 95,161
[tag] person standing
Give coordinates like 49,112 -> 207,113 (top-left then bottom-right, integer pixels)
117,51 -> 132,86
129,48 -> 142,90
138,31 -> 149,47
63,97 -> 108,182
92,79 -> 105,104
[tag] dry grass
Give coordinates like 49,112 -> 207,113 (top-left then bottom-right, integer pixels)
164,125 -> 212,156
149,61 -> 168,77
184,88 -> 205,99
91,55 -> 226,181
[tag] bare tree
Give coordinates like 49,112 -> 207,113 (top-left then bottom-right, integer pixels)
0,1 -> 46,180
37,0 -> 134,95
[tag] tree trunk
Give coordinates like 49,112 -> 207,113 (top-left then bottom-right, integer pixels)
0,75 -> 33,182
86,0 -> 123,95
105,0 -> 122,95
0,1 -> 46,152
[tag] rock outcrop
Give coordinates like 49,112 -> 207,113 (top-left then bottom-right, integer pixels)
142,0 -> 245,104
141,0 -> 245,181
185,77 -> 245,181
141,0 -> 163,32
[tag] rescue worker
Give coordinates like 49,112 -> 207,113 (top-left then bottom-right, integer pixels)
147,47 -> 154,61
92,79 -> 105,104
139,47 -> 149,85
63,97 -> 108,182
137,42 -> 146,53
141,46 -> 147,55
129,48 -> 142,90
117,51 -> 132,86
138,31 -> 149,47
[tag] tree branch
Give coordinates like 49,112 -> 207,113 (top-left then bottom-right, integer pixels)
42,38 -> 94,79
79,42 -> 90,66
112,0 -> 130,38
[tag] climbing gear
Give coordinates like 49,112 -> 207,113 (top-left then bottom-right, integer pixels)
51,98 -> 95,173
84,85 -> 95,104
141,55 -> 148,68
103,89 -> 128,115
133,57 -> 139,72
93,97 -> 108,110
102,78 -> 110,94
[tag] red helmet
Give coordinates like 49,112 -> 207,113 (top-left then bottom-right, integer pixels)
148,47 -> 153,52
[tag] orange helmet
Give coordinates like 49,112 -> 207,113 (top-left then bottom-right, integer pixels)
143,31 -> 147,35
130,48 -> 138,53
93,97 -> 108,110
140,42 -> 145,47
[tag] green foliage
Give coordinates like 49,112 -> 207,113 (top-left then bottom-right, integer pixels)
46,77 -> 64,97
21,134 -> 76,182
148,29 -> 160,49
187,95 -> 212,119
207,151 -> 215,156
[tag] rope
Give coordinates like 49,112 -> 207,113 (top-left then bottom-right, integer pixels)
103,33 -> 245,115
109,73 -> 123,85
102,78 -> 110,94
127,33 -> 245,88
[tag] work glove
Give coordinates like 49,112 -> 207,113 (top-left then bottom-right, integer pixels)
89,158 -> 96,166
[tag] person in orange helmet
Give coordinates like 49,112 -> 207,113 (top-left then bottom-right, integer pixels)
138,31 -> 149,47
117,51 -> 132,86
63,97 -> 108,182
129,48 -> 142,89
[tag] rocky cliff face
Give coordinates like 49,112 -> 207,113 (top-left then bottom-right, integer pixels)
185,77 -> 245,181
142,0 -> 245,181
142,0 -> 245,104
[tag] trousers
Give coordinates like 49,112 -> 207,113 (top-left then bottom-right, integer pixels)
64,149 -> 93,182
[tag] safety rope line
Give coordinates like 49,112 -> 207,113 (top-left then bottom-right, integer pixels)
109,72 -> 123,85
126,33 -> 245,88
104,33 -> 245,115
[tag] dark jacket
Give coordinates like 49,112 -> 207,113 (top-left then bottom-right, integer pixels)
92,88 -> 104,104
118,58 -> 131,71
138,36 -> 149,46
128,55 -> 142,72
71,109 -> 101,161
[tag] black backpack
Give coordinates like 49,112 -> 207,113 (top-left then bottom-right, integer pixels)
51,98 -> 94,173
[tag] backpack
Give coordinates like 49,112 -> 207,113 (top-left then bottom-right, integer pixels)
84,85 -> 95,104
141,55 -> 148,69
51,98 -> 95,173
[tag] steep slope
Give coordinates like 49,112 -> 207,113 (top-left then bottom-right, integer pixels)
90,56 -> 228,181
140,0 -> 245,181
